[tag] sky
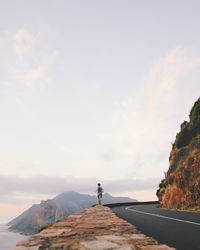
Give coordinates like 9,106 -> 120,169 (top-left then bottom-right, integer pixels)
0,0 -> 200,223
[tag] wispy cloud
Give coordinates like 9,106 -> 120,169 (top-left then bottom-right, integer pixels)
0,174 -> 158,200
0,29 -> 58,88
102,47 -> 200,177
0,174 -> 159,222
14,29 -> 36,60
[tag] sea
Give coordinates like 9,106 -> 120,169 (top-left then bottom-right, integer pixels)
0,225 -> 27,250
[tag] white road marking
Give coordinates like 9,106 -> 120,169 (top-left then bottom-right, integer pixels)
125,206 -> 200,226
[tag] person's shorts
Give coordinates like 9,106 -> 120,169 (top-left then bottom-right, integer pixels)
98,193 -> 102,199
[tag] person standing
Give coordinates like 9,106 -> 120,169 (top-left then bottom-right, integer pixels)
96,183 -> 104,205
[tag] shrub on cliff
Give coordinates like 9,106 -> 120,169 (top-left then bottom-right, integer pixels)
175,98 -> 200,148
175,125 -> 192,148
189,97 -> 200,135
157,97 -> 200,209
158,179 -> 167,189
173,147 -> 189,165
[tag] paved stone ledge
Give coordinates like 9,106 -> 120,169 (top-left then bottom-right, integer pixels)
14,205 -> 175,250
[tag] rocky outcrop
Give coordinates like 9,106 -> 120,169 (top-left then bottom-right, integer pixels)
157,98 -> 200,210
14,206 -> 175,250
8,200 -> 66,235
8,192 -> 137,234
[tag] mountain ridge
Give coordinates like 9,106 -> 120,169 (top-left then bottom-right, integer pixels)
8,191 -> 137,234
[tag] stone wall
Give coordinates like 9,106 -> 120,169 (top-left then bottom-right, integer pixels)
15,205 -> 175,250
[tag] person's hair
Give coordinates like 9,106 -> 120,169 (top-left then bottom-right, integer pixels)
98,183 -> 101,186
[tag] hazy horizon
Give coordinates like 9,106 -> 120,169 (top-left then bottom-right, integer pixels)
1,0 -> 200,223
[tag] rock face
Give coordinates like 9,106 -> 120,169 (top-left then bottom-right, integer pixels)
157,98 -> 200,210
8,200 -> 66,235
8,192 -> 137,234
14,206 -> 175,250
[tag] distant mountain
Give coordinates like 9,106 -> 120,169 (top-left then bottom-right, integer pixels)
8,192 -> 137,234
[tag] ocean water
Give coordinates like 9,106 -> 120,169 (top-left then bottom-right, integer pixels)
0,225 -> 27,250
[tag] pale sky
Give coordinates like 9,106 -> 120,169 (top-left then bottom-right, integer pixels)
1,0 -> 200,223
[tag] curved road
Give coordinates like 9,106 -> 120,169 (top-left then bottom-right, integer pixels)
112,204 -> 200,250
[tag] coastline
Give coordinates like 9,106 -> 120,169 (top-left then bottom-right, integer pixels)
0,224 -> 27,250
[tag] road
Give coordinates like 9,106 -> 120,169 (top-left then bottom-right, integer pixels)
112,204 -> 200,250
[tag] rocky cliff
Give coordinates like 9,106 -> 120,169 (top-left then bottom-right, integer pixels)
14,206 -> 174,250
8,199 -> 66,235
8,192 -> 137,234
157,98 -> 200,210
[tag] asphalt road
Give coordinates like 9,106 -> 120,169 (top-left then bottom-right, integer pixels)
112,204 -> 200,250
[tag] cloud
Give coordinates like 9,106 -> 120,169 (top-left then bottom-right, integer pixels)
0,174 -> 159,222
0,174 -> 158,200
102,47 -> 200,177
14,29 -> 36,60
13,51 -> 58,88
0,29 -> 58,88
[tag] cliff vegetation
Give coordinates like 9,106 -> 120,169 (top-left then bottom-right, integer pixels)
157,98 -> 200,210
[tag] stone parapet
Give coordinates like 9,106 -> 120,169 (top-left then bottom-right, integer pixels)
14,205 -> 175,250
